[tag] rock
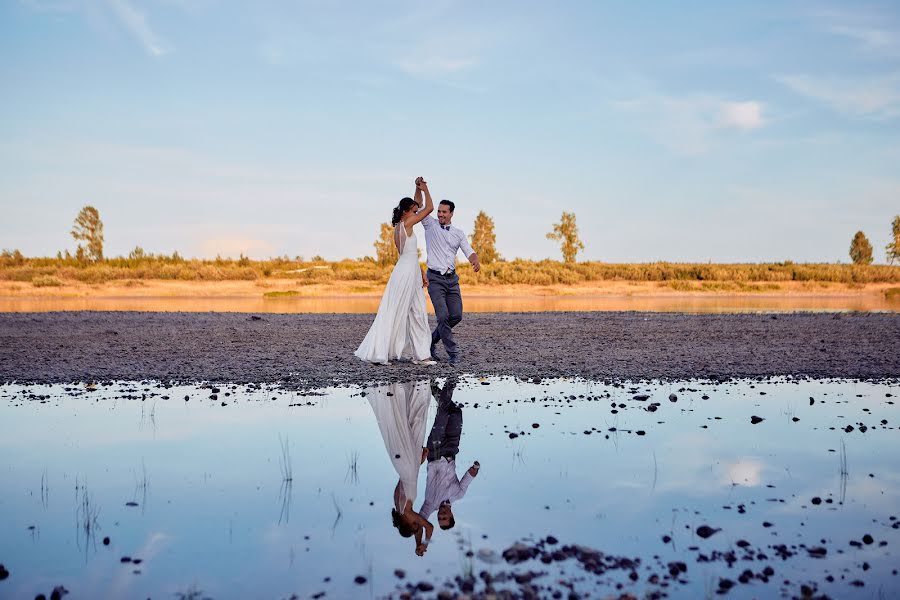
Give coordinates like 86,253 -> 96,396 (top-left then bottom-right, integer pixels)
102,536 -> 110,545
669,394 -> 677,402
0,564 -> 8,580
393,569 -> 405,579
49,586 -> 68,600
508,432 -> 519,439
863,534 -> 874,545
750,416 -> 764,424
532,423 -> 540,428
353,575 -> 367,585
125,502 -> 138,507
417,582 -> 434,592
807,547 -> 827,558
633,394 -> 650,401
697,525 -> 721,539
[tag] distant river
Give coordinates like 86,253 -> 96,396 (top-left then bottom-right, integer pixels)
1,294 -> 897,313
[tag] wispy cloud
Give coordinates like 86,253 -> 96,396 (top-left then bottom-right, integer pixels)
105,0 -> 171,57
614,95 -> 767,155
778,73 -> 900,119
718,101 -> 766,131
811,7 -> 900,57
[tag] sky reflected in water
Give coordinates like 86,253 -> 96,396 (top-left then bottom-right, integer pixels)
1,376 -> 898,599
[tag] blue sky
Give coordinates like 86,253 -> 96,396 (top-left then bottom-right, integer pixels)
2,1 -> 899,262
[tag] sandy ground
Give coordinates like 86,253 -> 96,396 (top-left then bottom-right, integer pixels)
1,312 -> 897,388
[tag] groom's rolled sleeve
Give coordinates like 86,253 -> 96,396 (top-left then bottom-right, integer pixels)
421,215 -> 437,229
458,233 -> 475,259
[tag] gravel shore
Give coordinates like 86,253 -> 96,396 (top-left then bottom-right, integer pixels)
1,312 -> 898,388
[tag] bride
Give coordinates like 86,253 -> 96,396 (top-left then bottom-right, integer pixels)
355,177 -> 435,365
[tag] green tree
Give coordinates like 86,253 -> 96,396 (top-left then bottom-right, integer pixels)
373,223 -> 398,266
546,211 -> 585,263
71,205 -> 104,262
470,211 -> 501,264
886,215 -> 900,265
849,230 -> 874,265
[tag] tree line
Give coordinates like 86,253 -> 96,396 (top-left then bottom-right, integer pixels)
4,205 -> 900,267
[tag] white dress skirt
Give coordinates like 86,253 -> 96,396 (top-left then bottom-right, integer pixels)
367,380 -> 432,509
355,225 -> 431,364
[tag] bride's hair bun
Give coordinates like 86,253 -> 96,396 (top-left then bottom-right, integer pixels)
391,197 -> 418,226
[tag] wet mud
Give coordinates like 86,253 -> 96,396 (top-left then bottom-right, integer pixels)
1,311 -> 898,387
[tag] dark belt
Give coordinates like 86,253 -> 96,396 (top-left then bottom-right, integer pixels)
428,268 -> 456,277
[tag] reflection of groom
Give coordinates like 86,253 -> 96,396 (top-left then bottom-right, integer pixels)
415,183 -> 481,366
419,378 -> 480,529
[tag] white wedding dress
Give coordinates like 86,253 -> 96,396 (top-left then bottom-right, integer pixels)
355,223 -> 431,364
367,380 -> 432,510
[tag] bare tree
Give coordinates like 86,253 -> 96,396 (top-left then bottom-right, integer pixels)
547,211 -> 585,263
71,206 -> 104,262
849,230 -> 873,265
470,211 -> 501,264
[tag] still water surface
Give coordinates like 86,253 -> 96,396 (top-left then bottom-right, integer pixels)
1,377 -> 898,598
1,294 -> 898,313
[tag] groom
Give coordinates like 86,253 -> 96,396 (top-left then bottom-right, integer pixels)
414,181 -> 481,366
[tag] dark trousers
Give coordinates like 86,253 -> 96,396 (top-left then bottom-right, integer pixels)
427,271 -> 463,357
427,381 -> 463,462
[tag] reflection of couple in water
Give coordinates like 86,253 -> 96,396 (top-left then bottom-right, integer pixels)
367,378 -> 479,556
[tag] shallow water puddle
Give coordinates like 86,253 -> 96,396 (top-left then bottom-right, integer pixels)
1,377 -> 898,599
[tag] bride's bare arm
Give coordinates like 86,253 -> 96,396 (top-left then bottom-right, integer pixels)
405,181 -> 433,228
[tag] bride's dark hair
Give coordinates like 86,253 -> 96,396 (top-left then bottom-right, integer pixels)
391,197 -> 418,226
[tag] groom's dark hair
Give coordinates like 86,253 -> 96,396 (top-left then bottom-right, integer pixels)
440,199 -> 455,212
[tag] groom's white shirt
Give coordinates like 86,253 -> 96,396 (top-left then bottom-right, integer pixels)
421,215 -> 474,274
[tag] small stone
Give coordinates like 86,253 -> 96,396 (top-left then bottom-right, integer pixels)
508,432 -> 518,439
125,502 -> 138,507
750,416 -> 764,424
697,525 -> 721,539
354,575 -> 367,585
0,564 -> 8,580
531,423 -> 540,428
863,534 -> 874,545
120,557 -> 132,563
103,536 -> 110,545
811,497 -> 822,505
633,394 -> 650,401
393,569 -> 406,579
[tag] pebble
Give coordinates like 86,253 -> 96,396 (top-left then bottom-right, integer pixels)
697,525 -> 721,539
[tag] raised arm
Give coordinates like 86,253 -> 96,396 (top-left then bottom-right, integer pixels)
413,178 -> 423,211
404,179 -> 433,228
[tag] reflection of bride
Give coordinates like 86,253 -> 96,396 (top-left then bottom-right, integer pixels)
367,379 -> 434,555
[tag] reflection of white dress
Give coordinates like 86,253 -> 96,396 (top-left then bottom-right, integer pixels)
367,380 -> 431,509
355,225 -> 431,364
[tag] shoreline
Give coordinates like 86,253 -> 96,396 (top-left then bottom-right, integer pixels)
2,311 -> 898,388
1,280 -> 898,314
